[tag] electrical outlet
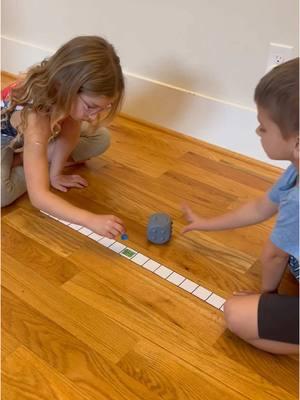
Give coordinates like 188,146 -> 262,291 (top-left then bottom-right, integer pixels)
266,43 -> 294,72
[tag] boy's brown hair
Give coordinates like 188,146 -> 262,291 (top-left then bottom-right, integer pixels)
254,57 -> 299,138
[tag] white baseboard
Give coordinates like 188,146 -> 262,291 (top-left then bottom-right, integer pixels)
1,35 -> 287,168
1,36 -> 51,75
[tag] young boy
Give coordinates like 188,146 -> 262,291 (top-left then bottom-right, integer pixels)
182,58 -> 299,354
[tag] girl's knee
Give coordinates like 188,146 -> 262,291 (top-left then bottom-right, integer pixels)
1,183 -> 26,207
72,127 -> 111,161
1,167 -> 27,207
1,185 -> 12,207
91,127 -> 111,156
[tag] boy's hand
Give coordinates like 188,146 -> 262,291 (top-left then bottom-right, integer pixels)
233,290 -> 260,296
181,204 -> 209,234
50,174 -> 88,192
86,214 -> 126,239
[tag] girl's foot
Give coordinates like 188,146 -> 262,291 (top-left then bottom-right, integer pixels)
12,152 -> 23,167
64,159 -> 89,167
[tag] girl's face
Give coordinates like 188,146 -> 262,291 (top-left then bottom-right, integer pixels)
256,107 -> 298,162
70,93 -> 114,122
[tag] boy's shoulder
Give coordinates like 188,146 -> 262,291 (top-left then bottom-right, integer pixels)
270,164 -> 299,259
268,164 -> 298,204
278,164 -> 298,187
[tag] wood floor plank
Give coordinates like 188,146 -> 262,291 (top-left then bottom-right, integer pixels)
213,330 -> 299,398
67,234 -> 258,300
114,115 -> 281,182
181,151 -> 278,191
2,347 -> 94,400
162,164 -> 265,202
104,121 -> 194,178
2,223 -> 79,286
62,264 -> 226,347
2,253 -> 138,363
2,288 -> 160,400
117,340 -> 249,400
1,329 -> 22,361
88,158 -> 237,217
2,209 -> 85,257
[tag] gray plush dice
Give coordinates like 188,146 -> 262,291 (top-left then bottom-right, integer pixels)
147,213 -> 172,244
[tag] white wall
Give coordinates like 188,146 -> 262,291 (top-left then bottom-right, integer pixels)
1,0 -> 298,167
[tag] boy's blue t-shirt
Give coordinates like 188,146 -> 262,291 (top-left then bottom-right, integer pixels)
268,164 -> 299,262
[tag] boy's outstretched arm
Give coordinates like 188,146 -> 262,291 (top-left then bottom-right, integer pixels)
181,193 -> 278,234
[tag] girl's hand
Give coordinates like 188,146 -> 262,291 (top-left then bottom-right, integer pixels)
86,214 -> 126,239
50,174 -> 88,192
181,204 -> 210,234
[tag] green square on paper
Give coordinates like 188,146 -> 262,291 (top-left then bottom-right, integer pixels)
121,248 -> 137,258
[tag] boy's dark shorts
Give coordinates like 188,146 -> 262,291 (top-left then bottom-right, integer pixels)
258,294 -> 299,344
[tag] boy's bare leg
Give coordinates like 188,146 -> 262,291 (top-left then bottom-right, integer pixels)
224,294 -> 299,354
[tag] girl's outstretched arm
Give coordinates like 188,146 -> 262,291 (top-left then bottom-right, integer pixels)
23,112 -> 125,239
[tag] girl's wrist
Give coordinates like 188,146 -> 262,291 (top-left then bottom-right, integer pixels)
62,207 -> 95,227
81,210 -> 97,228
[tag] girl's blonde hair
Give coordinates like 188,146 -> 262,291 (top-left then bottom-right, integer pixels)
3,35 -> 124,136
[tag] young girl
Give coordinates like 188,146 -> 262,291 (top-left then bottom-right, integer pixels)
1,35 -> 126,239
182,58 -> 299,354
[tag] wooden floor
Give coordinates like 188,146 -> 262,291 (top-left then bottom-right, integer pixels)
1,72 -> 299,400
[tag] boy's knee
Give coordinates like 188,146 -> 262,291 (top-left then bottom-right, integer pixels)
223,297 -> 241,335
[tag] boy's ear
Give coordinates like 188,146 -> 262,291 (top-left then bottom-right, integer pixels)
292,135 -> 299,161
